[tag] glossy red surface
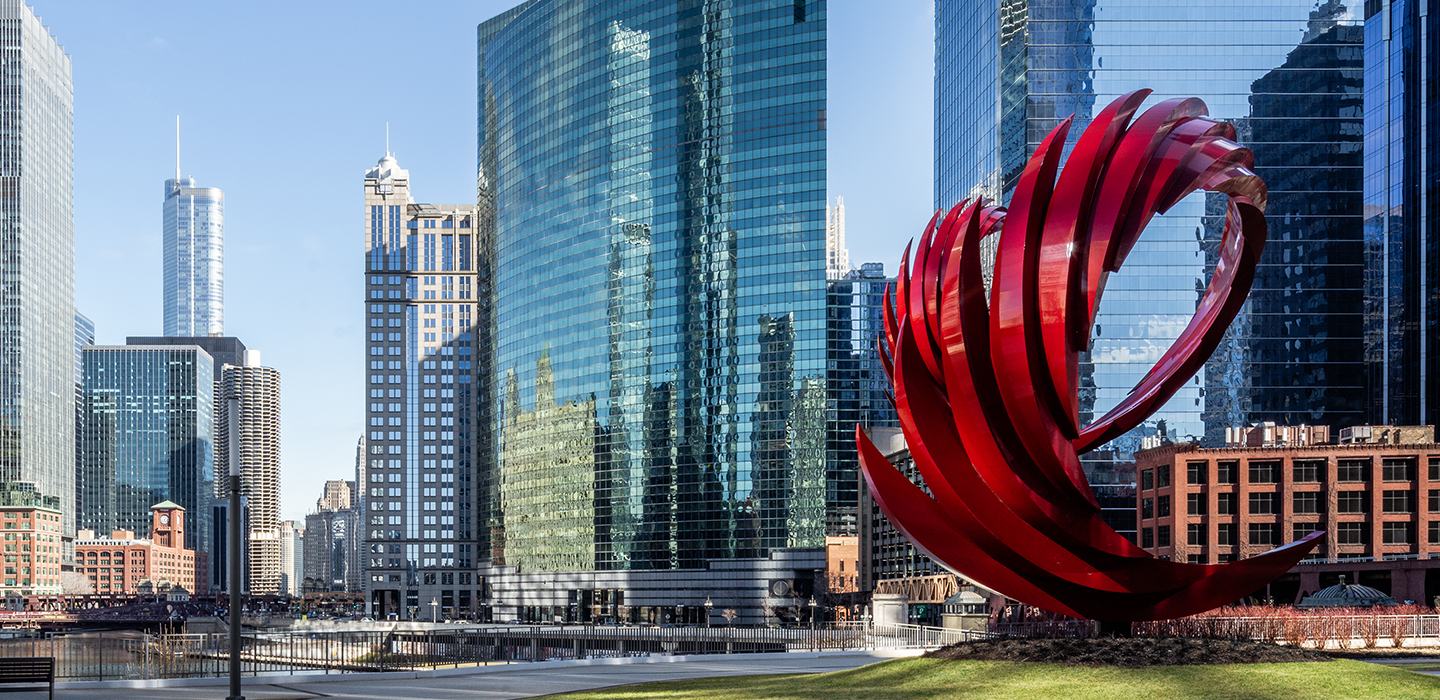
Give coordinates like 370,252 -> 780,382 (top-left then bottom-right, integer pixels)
857,90 -> 1320,621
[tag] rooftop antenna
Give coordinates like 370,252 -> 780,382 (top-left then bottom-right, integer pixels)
175,115 -> 180,180
386,122 -> 391,157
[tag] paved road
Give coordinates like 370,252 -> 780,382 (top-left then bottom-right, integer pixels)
34,653 -> 895,700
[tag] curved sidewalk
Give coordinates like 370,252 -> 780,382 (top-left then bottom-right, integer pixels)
44,650 -> 917,699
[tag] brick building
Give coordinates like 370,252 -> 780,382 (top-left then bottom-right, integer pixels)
1136,426 -> 1440,604
0,483 -> 63,595
76,502 -> 195,594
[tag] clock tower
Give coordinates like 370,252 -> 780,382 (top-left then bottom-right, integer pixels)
150,501 -> 185,549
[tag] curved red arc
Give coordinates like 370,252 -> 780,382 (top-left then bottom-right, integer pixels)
859,91 -> 1323,621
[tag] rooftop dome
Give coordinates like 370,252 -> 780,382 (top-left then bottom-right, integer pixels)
1297,575 -> 1397,608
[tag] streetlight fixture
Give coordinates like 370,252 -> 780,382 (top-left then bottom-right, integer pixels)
704,596 -> 712,628
430,597 -> 438,624
808,596 -> 817,630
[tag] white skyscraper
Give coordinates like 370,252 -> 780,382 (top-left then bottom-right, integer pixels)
164,134 -> 224,337
826,196 -> 849,280
0,2 -> 76,549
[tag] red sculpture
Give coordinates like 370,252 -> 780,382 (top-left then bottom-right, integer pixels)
857,90 -> 1323,621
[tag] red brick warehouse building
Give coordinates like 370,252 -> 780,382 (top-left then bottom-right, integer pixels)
1136,426 -> 1440,605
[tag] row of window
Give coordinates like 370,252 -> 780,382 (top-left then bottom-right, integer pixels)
1144,457 -> 1440,490
1146,489 -> 1440,518
1144,521 -> 1438,550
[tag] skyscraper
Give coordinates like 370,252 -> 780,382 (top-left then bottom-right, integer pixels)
826,197 -> 850,280
0,1 -> 75,547
1364,0 -> 1440,427
362,156 -> 481,618
471,0 -> 828,624
77,344 -> 215,587
934,2 -> 1369,520
215,362 -> 281,594
163,174 -> 224,337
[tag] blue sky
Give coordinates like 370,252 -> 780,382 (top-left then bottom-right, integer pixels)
37,0 -> 934,522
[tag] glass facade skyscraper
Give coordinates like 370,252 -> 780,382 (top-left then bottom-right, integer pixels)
478,0 -> 828,577
77,345 -> 214,574
1365,0 -> 1440,427
0,1 -> 74,543
935,2 -> 1369,520
825,263 -> 895,536
163,176 -> 224,337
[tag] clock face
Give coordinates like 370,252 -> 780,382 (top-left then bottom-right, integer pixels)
160,514 -> 170,525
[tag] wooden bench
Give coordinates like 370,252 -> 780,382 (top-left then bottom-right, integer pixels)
0,657 -> 53,699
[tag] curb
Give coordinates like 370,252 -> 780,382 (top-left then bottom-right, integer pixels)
52,648 -> 922,690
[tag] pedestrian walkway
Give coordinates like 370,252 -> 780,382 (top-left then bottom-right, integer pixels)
37,651 -> 907,699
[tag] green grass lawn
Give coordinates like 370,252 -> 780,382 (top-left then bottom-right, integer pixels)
547,657 -> 1440,700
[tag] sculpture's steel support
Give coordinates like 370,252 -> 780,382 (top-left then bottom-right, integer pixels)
858,90 -> 1322,621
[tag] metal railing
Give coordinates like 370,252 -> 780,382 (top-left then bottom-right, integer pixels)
0,622 -> 986,681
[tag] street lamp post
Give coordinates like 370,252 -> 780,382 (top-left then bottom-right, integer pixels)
809,596 -> 817,630
704,596 -> 712,628
430,597 -> 438,624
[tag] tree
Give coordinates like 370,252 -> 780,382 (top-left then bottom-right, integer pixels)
721,608 -> 738,626
60,571 -> 93,595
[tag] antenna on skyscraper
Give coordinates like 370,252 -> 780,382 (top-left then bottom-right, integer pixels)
386,122 -> 391,157
175,115 -> 181,180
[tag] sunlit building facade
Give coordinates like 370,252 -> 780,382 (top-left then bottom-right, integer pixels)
474,0 -> 828,623
163,177 -> 224,337
0,1 -> 75,549
935,1 -> 1370,540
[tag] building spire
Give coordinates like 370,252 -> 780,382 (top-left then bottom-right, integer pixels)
175,115 -> 180,180
386,122 -> 391,157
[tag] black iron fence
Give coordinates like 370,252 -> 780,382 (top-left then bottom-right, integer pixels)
0,622 -> 984,681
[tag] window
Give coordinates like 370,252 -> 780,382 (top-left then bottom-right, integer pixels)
1157,525 -> 1171,548
1431,489 -> 1440,513
1216,461 -> 1238,484
1337,522 -> 1367,545
1187,462 -> 1207,485
1431,521 -> 1440,545
1292,522 -> 1320,541
1157,495 -> 1170,518
1292,460 -> 1322,483
1382,490 -> 1414,514
1248,492 -> 1276,515
1216,492 -> 1237,515
1142,528 -> 1154,549
1141,498 -> 1154,520
1430,457 -> 1440,481
1248,461 -> 1279,484
1187,554 -> 1203,564
1141,469 -> 1153,491
1216,523 -> 1236,546
1382,522 -> 1413,545
1292,492 -> 1320,514
1187,524 -> 1206,546
1157,465 -> 1171,488
1248,523 -> 1278,546
1382,458 -> 1416,482
1337,491 -> 1369,513
1338,459 -> 1370,482
1187,493 -> 1206,515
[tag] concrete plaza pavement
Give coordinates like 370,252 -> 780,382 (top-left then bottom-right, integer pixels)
30,651 -> 908,700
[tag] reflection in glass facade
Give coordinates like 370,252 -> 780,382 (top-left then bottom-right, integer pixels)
77,346 -> 214,561
936,1 -> 1370,539
163,177 -> 224,337
825,263 -> 895,536
0,1 -> 75,543
1364,0 -> 1440,427
479,0 -> 828,573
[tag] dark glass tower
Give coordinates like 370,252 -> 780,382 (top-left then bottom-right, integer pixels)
1364,0 -> 1440,428
935,0 -> 1369,542
478,0 -> 828,577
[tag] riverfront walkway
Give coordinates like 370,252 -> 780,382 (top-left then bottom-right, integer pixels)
38,651 -> 905,699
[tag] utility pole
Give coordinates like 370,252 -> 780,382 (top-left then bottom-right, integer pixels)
227,395 -> 244,700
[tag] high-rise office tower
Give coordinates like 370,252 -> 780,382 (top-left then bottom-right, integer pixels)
77,343 -> 215,587
1365,0 -> 1440,427
0,2 -> 75,547
316,479 -> 353,513
471,0 -> 827,625
215,362 -> 281,594
279,519 -> 302,595
825,262 -> 895,536
163,171 -> 224,337
362,156 -> 481,619
935,1 -> 1369,536
826,197 -> 850,280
